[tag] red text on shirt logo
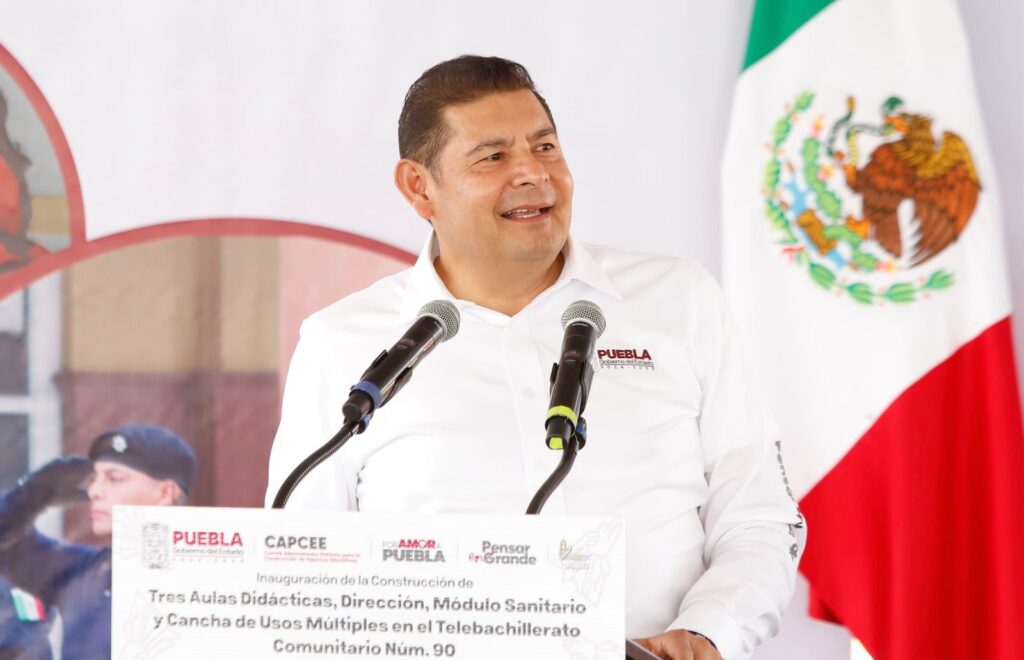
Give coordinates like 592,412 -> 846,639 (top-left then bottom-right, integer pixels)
596,348 -> 655,370
597,349 -> 652,360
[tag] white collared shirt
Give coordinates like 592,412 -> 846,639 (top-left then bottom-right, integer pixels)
266,234 -> 804,659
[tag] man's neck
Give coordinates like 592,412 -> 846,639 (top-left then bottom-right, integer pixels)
434,252 -> 565,317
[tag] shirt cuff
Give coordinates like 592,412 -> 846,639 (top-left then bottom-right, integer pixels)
670,604 -> 746,660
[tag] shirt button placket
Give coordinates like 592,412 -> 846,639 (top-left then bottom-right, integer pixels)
502,315 -> 568,515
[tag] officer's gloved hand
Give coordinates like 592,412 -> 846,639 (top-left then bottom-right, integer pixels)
0,456 -> 92,542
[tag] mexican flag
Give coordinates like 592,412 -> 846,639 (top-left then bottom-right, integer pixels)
722,1 -> 1024,658
9,586 -> 45,622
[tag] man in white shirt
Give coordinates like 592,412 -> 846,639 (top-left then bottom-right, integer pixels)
267,55 -> 804,660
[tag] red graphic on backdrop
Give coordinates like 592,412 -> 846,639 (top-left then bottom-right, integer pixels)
0,44 -> 80,283
0,44 -> 414,302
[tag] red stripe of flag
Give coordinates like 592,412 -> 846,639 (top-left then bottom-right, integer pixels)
32,594 -> 46,622
800,317 -> 1024,659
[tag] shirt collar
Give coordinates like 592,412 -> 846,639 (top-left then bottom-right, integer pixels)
399,231 -> 622,322
399,232 -> 455,322
559,233 -> 623,302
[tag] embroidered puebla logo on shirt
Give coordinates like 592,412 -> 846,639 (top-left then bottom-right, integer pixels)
596,348 -> 655,371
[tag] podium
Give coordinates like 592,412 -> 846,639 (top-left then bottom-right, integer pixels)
111,505 -> 628,659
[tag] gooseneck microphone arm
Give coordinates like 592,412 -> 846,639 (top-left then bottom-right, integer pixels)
272,420 -> 362,509
527,300 -> 606,515
526,420 -> 586,514
271,300 -> 461,509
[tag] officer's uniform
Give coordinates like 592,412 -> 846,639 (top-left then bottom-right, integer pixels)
0,425 -> 196,660
0,574 -> 59,660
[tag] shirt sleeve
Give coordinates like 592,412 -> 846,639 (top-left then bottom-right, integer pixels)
669,265 -> 806,660
0,529 -> 102,607
265,317 -> 360,511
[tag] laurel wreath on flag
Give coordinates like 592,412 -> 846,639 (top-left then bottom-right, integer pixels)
762,92 -> 955,305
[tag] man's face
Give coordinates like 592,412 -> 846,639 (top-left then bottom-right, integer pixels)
423,89 -> 573,272
87,461 -> 178,536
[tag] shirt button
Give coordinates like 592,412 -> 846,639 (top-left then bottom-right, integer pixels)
522,388 -> 537,398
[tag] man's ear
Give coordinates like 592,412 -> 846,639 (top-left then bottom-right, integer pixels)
394,159 -> 434,222
159,480 -> 183,506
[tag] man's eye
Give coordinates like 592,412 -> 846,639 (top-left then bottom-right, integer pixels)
485,152 -> 502,162
537,143 -> 556,152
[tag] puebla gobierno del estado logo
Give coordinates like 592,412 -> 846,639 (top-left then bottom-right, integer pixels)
762,92 -> 981,305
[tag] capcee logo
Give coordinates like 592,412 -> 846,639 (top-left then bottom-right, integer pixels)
382,538 -> 445,563
262,533 -> 361,565
596,348 -> 655,371
264,535 -> 327,550
467,540 -> 536,566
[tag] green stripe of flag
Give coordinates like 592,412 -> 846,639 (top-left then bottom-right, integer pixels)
742,0 -> 836,70
10,588 -> 44,622
11,591 -> 28,620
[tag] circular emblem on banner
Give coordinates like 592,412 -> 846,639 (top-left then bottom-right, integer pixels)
762,92 -> 981,305
0,45 -> 81,288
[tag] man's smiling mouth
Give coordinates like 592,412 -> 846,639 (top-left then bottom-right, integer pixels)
500,206 -> 551,220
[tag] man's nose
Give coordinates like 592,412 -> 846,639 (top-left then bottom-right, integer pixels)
87,478 -> 103,500
510,150 -> 549,187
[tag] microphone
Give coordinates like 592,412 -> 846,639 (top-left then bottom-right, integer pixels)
341,300 -> 461,427
273,301 -> 459,508
545,300 -> 606,450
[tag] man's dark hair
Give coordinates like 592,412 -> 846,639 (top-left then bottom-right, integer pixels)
398,55 -> 555,174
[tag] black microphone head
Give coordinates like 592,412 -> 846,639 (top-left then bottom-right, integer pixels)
560,300 -> 606,337
418,300 -> 461,342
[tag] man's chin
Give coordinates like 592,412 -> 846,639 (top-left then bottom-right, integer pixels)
510,234 -> 567,261
500,244 -> 563,266
90,514 -> 112,537
498,226 -> 567,259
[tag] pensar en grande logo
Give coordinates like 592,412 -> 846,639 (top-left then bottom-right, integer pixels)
763,93 -> 980,305
467,540 -> 537,566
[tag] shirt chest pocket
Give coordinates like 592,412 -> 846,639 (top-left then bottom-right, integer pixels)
572,359 -> 705,487
350,360 -> 530,512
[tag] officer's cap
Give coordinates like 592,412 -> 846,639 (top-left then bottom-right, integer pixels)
88,424 -> 198,495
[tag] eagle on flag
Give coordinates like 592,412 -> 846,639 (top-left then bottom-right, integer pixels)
829,96 -> 981,266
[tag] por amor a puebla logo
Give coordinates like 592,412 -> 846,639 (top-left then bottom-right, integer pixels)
763,93 -> 981,305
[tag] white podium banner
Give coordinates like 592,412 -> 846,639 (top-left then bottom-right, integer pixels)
111,506 -> 625,659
